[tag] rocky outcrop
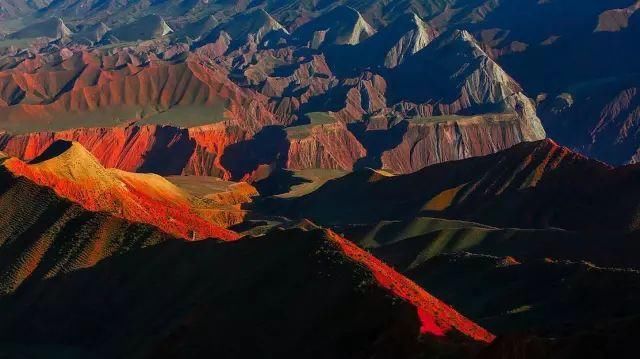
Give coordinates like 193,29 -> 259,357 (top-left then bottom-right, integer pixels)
184,123 -> 251,178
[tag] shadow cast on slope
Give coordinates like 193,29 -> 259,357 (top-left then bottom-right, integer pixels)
349,120 -> 408,170
0,229 -> 474,359
220,126 -> 290,181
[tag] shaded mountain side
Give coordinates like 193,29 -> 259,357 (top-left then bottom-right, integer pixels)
0,226 -> 493,358
339,217 -> 640,269
387,29 -> 524,110
270,139 -> 640,232
410,252 -> 640,342
198,8 -> 289,49
335,216 -> 640,336
0,162 -> 174,295
3,140 -> 239,240
0,0 -> 48,20
0,151 -> 494,357
477,316 -> 640,359
105,14 -> 173,42
71,22 -> 110,44
292,6 -> 376,47
538,75 -> 640,166
7,17 -> 71,39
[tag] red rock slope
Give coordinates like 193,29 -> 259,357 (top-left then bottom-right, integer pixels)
3,140 -> 238,240
325,229 -> 494,342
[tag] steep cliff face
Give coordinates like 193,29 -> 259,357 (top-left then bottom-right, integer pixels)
0,125 -> 196,175
286,121 -> 366,170
3,140 -> 238,240
0,109 -> 543,179
184,123 -> 252,178
379,112 -> 542,174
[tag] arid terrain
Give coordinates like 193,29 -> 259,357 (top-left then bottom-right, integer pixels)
1,1 -> 640,358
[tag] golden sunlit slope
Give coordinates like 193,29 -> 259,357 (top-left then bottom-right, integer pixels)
3,140 -> 238,240
0,163 -> 175,295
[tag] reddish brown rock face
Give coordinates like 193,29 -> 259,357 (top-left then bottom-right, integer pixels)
0,11 -> 547,180
0,125 -> 195,175
0,113 -> 541,180
286,122 -> 366,170
2,140 -> 239,241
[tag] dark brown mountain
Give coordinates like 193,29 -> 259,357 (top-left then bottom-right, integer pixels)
273,139 -> 640,232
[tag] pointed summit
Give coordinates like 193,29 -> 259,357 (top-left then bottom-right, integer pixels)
9,17 -> 72,39
357,12 -> 439,68
294,5 -> 376,47
219,8 -> 289,44
73,22 -> 110,43
382,13 -> 438,67
184,15 -> 221,38
108,15 -> 173,42
3,140 -> 238,241
28,140 -> 107,181
197,8 -> 288,49
389,29 -> 524,106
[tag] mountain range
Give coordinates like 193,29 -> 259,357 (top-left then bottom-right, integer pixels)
1,1 -> 640,358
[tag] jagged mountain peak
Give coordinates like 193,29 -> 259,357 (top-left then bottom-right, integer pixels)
195,8 -> 289,49
294,5 -> 376,46
107,14 -> 173,42
222,7 -> 289,39
363,11 -> 439,68
8,17 -> 72,39
389,28 -> 523,107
